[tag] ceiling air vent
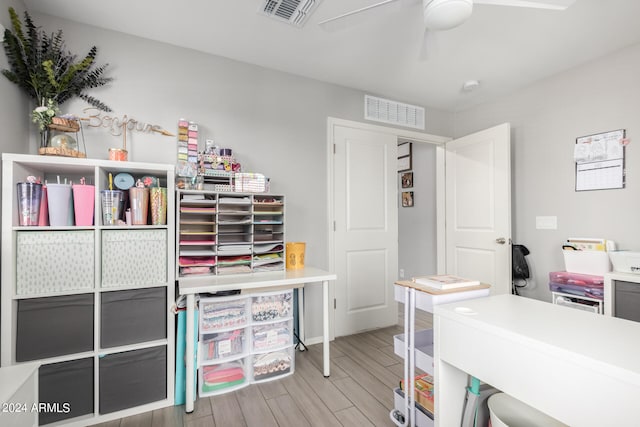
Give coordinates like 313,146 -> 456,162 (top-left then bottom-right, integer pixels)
260,0 -> 321,27
365,95 -> 425,130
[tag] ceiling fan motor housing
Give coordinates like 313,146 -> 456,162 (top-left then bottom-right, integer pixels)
423,0 -> 473,30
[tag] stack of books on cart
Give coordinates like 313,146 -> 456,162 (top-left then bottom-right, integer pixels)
411,274 -> 480,291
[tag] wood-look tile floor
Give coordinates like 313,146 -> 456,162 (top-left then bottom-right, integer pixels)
96,306 -> 432,427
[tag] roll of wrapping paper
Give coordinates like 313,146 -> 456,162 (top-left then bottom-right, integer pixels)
150,187 -> 167,225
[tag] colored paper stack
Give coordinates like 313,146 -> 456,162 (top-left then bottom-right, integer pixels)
177,119 -> 189,163
177,119 -> 198,165
187,122 -> 198,163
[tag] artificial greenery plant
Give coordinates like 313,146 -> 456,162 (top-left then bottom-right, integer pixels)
1,7 -> 113,112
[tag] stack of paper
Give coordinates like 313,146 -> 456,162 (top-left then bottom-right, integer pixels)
411,275 -> 479,290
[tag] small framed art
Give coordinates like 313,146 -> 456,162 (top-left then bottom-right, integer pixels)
401,172 -> 413,188
401,191 -> 414,207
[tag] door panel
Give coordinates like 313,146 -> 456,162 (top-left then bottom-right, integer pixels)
346,249 -> 387,311
446,124 -> 511,295
334,124 -> 398,336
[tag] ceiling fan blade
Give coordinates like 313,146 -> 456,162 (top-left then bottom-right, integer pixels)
318,0 -> 402,28
473,0 -> 576,10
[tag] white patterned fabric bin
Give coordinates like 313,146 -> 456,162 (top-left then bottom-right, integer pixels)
16,231 -> 95,295
102,230 -> 167,287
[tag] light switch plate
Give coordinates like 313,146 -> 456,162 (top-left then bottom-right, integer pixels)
536,216 -> 557,230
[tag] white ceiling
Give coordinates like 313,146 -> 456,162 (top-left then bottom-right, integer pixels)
22,0 -> 640,112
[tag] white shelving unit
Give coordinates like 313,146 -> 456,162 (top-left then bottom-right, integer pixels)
391,281 -> 491,427
176,190 -> 285,278
1,153 -> 175,426
197,289 -> 294,397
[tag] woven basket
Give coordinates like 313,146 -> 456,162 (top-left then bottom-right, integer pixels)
50,117 -> 80,132
38,147 -> 86,158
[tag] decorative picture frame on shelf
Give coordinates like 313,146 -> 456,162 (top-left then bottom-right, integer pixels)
402,191 -> 414,207
398,141 -> 412,172
401,172 -> 413,189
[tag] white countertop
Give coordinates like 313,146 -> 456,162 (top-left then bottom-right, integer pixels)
178,266 -> 336,294
434,294 -> 640,386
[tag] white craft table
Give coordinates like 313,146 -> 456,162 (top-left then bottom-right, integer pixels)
434,294 -> 640,426
178,266 -> 336,413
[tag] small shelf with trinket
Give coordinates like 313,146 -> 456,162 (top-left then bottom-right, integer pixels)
38,117 -> 87,158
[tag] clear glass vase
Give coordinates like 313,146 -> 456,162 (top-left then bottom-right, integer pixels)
39,128 -> 50,149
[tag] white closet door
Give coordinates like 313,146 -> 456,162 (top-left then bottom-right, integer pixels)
333,124 -> 398,337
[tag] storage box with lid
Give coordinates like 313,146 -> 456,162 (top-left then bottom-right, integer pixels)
609,251 -> 640,274
101,229 -> 167,287
548,271 -> 604,300
16,230 -> 94,295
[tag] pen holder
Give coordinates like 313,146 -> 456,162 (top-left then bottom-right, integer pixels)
286,242 -> 305,270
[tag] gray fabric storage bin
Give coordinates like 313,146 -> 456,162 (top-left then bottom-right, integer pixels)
100,288 -> 166,348
39,358 -> 94,425
99,346 -> 167,414
17,294 -> 94,362
615,280 -> 640,322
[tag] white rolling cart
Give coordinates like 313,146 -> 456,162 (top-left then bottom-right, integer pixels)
391,280 -> 490,427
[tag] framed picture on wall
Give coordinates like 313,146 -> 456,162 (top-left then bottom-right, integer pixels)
398,142 -> 412,157
402,191 -> 414,207
401,172 -> 413,188
398,141 -> 412,172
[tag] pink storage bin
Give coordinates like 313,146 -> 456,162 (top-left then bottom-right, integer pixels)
548,271 -> 604,287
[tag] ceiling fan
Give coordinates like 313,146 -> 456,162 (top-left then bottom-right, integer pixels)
318,0 -> 576,31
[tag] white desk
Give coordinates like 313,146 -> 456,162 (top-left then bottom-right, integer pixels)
434,294 -> 640,426
178,266 -> 336,413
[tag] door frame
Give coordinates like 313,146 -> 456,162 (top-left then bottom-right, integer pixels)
326,117 -> 450,339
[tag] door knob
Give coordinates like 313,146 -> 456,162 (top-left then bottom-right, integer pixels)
496,238 -> 506,244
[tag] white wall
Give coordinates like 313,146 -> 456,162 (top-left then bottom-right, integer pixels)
453,42 -> 640,302
7,11 -> 452,339
8,4 -> 638,325
398,142 -> 437,280
0,0 -> 30,156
